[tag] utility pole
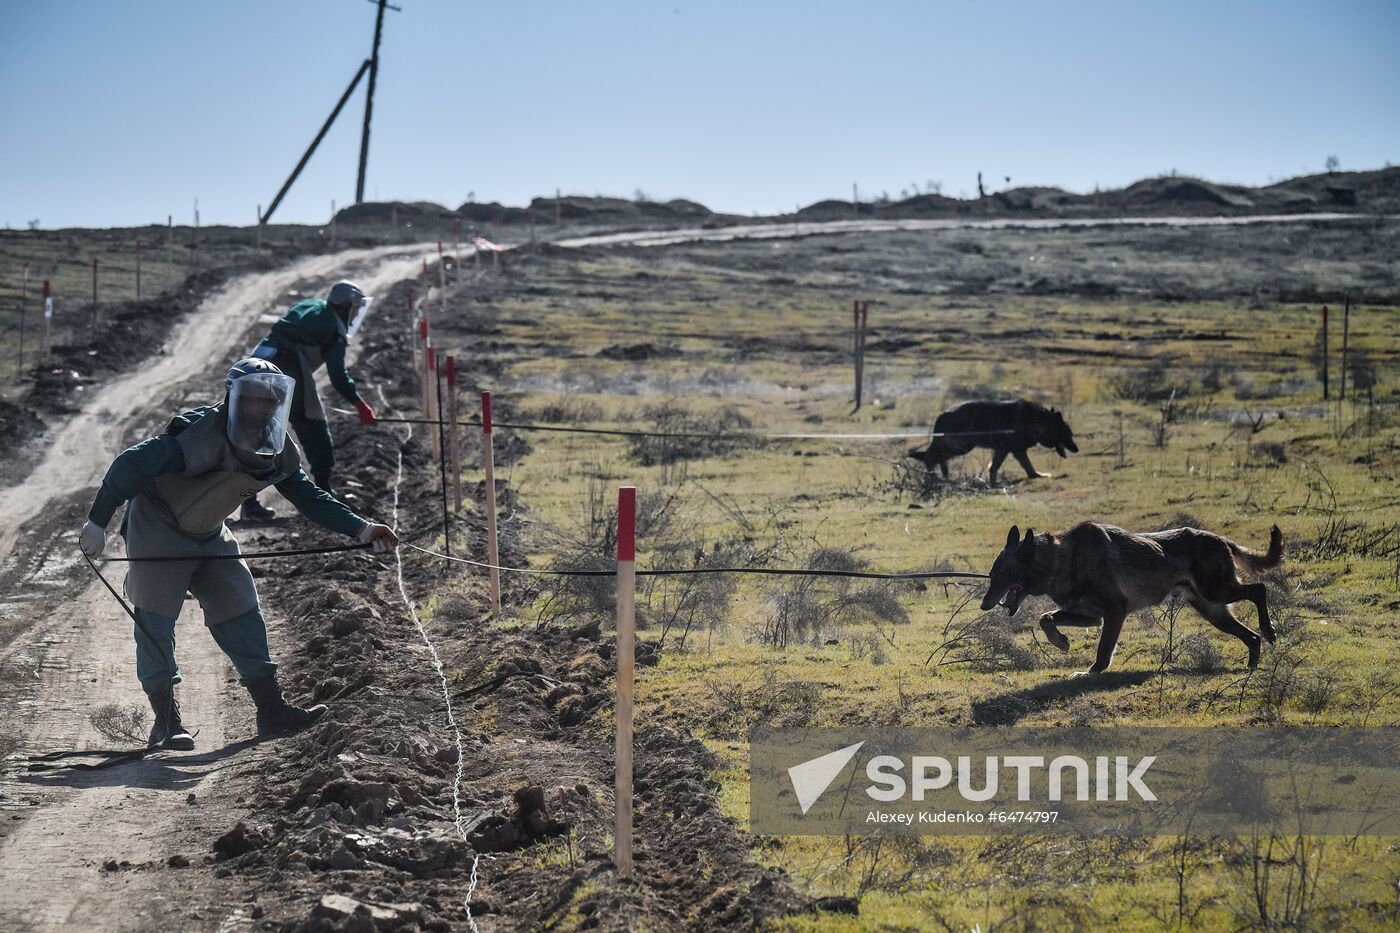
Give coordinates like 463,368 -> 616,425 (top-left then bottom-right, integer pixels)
357,0 -> 398,203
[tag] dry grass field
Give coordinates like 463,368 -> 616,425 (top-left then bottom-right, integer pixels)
417,218 -> 1399,929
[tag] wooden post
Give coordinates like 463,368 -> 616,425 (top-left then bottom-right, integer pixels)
135,238 -> 141,299
1340,293 -> 1351,402
437,241 -> 447,304
17,266 -> 27,379
409,288 -> 418,372
426,341 -> 440,461
90,258 -> 98,332
420,324 -> 431,421
852,300 -> 862,411
860,301 -> 869,401
446,356 -> 463,511
614,485 -> 636,878
42,279 -> 52,357
436,350 -> 451,556
453,221 -> 462,286
482,391 -> 502,617
1321,305 -> 1329,400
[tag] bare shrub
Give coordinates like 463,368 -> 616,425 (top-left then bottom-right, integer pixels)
625,401 -> 754,465
755,548 -> 912,649
90,703 -> 148,744
641,543 -> 740,651
702,666 -> 819,739
1230,833 -> 1329,930
1177,634 -> 1223,674
961,623 -> 1040,671
1250,440 -> 1287,467
536,479 -> 685,628
527,396 -> 605,425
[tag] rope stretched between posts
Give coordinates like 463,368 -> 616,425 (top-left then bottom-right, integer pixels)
334,408 -> 1012,442
402,541 -> 986,580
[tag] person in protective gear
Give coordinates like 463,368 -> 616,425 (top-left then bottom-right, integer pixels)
239,280 -> 377,521
79,358 -> 399,749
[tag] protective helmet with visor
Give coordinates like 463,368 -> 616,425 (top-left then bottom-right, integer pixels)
225,358 -> 295,457
327,280 -> 372,338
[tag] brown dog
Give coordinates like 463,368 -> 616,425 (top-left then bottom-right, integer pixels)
982,523 -> 1284,674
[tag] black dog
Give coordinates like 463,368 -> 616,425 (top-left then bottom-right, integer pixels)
909,399 -> 1079,483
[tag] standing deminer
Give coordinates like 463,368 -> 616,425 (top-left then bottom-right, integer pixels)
78,358 -> 399,749
238,280 -> 378,521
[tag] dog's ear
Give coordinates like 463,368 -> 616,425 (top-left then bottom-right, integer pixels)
1017,528 -> 1036,562
1005,525 -> 1020,550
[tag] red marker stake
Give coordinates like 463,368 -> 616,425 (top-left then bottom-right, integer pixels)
482,391 -> 501,617
614,485 -> 636,878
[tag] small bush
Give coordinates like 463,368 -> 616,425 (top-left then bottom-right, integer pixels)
626,402 -> 754,465
90,703 -> 148,744
528,396 -> 605,425
1177,634 -> 1223,674
756,548 -> 912,648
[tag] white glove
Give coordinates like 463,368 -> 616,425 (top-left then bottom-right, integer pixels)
80,520 -> 107,558
358,522 -> 400,554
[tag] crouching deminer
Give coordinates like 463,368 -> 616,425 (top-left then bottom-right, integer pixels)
78,359 -> 399,749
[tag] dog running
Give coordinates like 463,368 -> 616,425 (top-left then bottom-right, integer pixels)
982,522 -> 1284,674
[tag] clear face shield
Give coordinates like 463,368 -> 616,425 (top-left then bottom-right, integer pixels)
346,295 -> 372,338
227,372 -> 296,456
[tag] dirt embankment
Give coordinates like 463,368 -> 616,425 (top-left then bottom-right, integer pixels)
204,272 -> 812,930
333,167 -> 1400,234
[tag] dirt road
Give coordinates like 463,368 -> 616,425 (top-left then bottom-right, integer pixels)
0,239 -> 476,932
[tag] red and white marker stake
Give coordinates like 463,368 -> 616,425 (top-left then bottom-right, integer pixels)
426,343 -> 440,461
614,485 -> 636,878
482,391 -> 502,617
446,357 -> 463,511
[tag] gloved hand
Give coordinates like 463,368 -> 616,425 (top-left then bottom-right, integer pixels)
356,402 -> 377,426
358,523 -> 400,553
79,520 -> 107,558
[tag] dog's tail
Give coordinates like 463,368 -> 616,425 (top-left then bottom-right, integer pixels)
1228,525 -> 1284,573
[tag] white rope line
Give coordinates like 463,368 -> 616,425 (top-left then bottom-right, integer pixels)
383,388 -> 482,933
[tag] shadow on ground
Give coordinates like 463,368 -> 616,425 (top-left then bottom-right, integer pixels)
971,671 -> 1155,725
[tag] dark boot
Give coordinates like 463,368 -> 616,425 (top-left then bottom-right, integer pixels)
147,687 -> 195,750
246,675 -> 327,735
240,495 -> 277,522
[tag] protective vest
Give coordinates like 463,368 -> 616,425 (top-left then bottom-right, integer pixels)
148,407 -> 301,535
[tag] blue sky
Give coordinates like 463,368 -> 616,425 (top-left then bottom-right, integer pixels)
2,0 -> 1397,229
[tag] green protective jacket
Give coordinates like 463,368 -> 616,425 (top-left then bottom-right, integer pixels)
263,298 -> 363,405
89,406 -> 366,537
